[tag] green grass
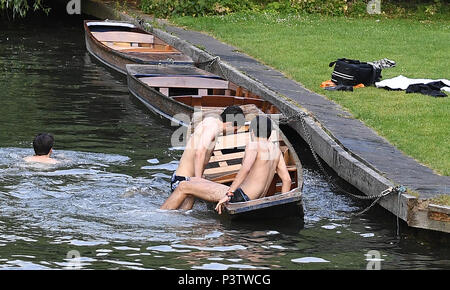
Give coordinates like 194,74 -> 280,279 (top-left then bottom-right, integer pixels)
170,13 -> 450,176
430,195 -> 450,206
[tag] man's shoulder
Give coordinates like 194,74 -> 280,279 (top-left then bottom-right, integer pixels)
23,156 -> 58,164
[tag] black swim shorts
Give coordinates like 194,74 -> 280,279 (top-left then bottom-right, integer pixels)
170,173 -> 190,193
229,187 -> 250,203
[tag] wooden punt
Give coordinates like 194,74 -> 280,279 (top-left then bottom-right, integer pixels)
126,64 -> 280,126
84,20 -> 193,74
127,64 -> 303,220
195,108 -> 304,220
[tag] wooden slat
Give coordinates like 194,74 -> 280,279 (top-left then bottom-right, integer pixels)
201,95 -> 236,107
214,132 -> 249,151
102,43 -> 178,53
121,47 -> 177,53
140,76 -> 229,90
211,172 -> 237,184
92,31 -> 154,44
128,64 -> 215,77
213,151 -> 228,167
172,95 -> 192,106
204,164 -> 241,176
209,151 -> 245,163
236,86 -> 244,97
237,124 -> 249,133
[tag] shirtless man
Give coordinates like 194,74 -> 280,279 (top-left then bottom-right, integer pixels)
160,115 -> 292,214
169,105 -> 245,209
23,133 -> 59,164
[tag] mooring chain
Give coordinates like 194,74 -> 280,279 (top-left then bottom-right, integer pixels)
280,111 -> 405,209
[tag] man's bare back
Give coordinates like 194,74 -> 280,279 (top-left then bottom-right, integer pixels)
237,139 -> 282,200
24,155 -> 59,164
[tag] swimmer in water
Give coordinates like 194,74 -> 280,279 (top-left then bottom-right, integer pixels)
24,133 -> 59,164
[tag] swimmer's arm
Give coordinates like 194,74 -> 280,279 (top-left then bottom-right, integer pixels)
276,156 -> 291,193
228,143 -> 257,193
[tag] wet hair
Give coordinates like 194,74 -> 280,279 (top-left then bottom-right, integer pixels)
33,133 -> 54,156
219,105 -> 245,128
250,115 -> 272,139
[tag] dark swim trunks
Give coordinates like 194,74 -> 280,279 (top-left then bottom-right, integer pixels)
229,187 -> 250,203
170,173 -> 190,193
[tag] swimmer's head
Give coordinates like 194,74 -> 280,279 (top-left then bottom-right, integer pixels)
33,133 -> 54,156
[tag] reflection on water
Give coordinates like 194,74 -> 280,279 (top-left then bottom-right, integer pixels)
0,13 -> 449,270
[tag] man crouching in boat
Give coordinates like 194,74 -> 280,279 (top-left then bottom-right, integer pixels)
168,105 -> 246,210
160,115 -> 292,214
24,133 -> 59,164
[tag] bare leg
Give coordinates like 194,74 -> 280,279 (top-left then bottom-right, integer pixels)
179,196 -> 195,210
160,179 -> 228,210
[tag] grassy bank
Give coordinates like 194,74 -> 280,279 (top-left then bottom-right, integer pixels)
169,13 -> 449,176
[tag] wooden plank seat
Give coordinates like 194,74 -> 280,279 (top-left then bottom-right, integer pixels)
140,76 -> 230,90
173,95 -> 269,108
92,31 -> 155,44
103,44 -> 178,53
172,95 -> 279,114
120,47 -> 177,53
209,151 -> 245,163
140,76 -> 230,97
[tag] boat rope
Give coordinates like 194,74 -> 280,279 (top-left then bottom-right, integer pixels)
196,56 -> 220,68
279,111 -> 406,216
195,56 -> 228,79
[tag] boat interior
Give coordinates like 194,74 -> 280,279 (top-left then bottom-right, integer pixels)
139,75 -> 281,115
88,22 -> 180,53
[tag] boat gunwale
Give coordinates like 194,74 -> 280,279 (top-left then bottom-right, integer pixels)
224,188 -> 303,215
126,64 -> 195,123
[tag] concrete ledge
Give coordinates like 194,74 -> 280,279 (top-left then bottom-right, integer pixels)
81,0 -> 450,233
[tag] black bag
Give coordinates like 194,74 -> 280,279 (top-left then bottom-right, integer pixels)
329,58 -> 381,86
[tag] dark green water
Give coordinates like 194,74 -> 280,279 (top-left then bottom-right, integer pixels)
0,14 -> 448,270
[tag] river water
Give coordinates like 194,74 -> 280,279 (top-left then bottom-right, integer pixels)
0,14 -> 448,270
